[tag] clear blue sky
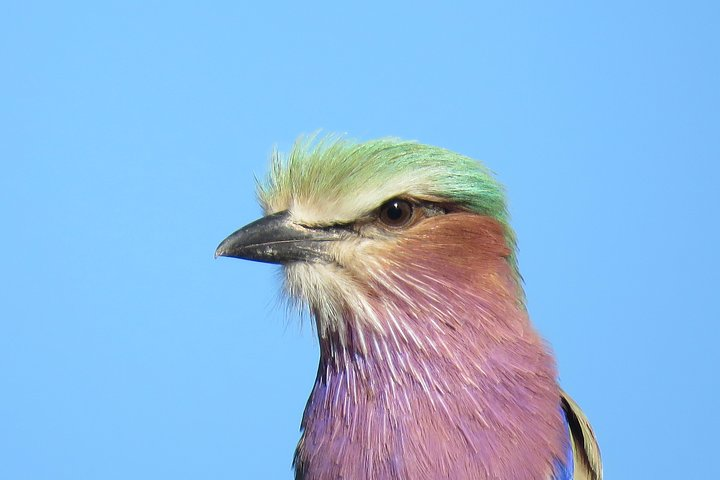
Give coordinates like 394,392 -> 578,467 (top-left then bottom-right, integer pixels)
2,2 -> 718,479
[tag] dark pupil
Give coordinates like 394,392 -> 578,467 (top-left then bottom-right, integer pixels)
387,203 -> 404,220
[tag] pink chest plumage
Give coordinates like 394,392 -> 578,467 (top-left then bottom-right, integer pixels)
294,215 -> 568,479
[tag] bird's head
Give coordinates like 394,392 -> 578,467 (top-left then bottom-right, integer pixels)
217,137 -> 523,355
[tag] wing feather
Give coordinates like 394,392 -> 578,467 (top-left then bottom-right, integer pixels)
560,390 -> 602,480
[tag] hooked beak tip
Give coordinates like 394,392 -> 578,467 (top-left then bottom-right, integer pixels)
214,243 -> 228,259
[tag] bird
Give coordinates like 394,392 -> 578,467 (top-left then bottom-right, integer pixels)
216,136 -> 602,480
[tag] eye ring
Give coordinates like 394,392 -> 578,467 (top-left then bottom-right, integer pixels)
379,199 -> 414,227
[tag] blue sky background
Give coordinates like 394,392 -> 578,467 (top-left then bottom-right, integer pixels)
2,2 -> 718,479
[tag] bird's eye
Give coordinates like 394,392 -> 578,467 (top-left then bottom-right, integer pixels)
379,199 -> 414,227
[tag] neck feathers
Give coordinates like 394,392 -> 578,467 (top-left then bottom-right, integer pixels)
295,214 -> 568,480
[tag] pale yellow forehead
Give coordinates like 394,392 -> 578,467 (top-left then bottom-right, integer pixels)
264,172 -> 443,225
257,135 -> 508,228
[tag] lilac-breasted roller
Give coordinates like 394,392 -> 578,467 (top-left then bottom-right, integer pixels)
216,137 -> 602,480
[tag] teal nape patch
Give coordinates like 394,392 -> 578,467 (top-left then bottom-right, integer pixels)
257,135 -> 520,278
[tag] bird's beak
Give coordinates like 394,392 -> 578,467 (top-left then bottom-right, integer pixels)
215,210 -> 345,265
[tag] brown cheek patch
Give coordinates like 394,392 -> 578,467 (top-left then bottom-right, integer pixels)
410,212 -> 510,255
386,213 -> 513,277
357,213 -> 522,317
